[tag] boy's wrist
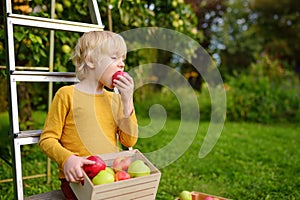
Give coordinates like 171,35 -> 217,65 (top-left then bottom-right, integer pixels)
123,100 -> 134,117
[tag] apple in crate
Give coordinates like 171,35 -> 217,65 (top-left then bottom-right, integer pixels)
92,170 -> 115,185
82,156 -> 106,179
115,170 -> 131,181
105,167 -> 115,176
113,156 -> 132,172
128,160 -> 150,177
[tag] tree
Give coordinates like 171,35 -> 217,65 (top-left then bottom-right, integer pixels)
218,0 -> 300,75
250,0 -> 300,71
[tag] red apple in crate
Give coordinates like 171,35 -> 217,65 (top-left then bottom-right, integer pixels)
112,71 -> 127,84
115,170 -> 131,181
113,156 -> 132,172
82,155 -> 106,179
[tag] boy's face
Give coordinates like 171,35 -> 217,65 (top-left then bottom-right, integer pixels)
96,54 -> 126,89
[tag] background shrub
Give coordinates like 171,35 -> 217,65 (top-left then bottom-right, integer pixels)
225,55 -> 300,123
134,55 -> 300,124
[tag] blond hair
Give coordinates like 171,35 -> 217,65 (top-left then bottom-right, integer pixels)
71,31 -> 127,81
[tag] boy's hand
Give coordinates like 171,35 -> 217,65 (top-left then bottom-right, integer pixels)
64,155 -> 95,183
113,73 -> 134,117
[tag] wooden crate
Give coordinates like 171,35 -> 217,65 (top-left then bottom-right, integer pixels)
176,191 -> 229,200
191,191 -> 229,200
70,149 -> 161,200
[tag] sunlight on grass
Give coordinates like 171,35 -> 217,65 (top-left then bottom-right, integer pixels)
1,119 -> 299,199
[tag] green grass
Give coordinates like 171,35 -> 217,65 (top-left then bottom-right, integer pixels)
0,118 -> 299,199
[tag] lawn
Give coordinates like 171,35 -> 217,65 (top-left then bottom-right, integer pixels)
0,119 -> 299,199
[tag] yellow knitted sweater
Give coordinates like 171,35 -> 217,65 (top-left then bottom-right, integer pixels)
39,85 -> 138,178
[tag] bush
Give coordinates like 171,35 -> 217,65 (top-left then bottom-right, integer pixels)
225,55 -> 300,123
0,74 -> 8,113
134,56 -> 300,124
134,84 -> 200,121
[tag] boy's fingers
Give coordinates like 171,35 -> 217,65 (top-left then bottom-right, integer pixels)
82,159 -> 95,165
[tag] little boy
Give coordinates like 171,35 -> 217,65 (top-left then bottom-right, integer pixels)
39,31 -> 138,199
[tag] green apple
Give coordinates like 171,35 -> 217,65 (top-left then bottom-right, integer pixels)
105,167 -> 115,176
62,0 -> 71,8
92,170 -> 114,185
128,160 -> 151,178
55,3 -> 64,13
62,44 -> 71,54
179,190 -> 192,200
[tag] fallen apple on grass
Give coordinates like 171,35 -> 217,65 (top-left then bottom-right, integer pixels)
82,155 -> 106,179
113,156 -> 132,172
115,170 -> 131,181
179,190 -> 192,200
127,160 -> 151,177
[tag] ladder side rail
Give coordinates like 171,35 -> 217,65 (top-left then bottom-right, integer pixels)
9,80 -> 20,136
88,0 -> 103,25
12,139 -> 24,200
4,1 -> 23,199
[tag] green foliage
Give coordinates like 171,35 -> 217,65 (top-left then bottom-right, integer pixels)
134,85 -> 182,120
0,74 -> 8,113
225,55 -> 300,123
220,0 -> 300,73
1,119 -> 300,199
250,0 -> 300,67
136,120 -> 300,199
0,112 -> 11,166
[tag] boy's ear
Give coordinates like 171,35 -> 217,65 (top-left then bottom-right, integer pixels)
84,57 -> 95,69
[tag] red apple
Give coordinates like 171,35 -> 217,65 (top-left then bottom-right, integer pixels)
82,155 -> 106,179
115,170 -> 131,181
113,156 -> 132,172
112,71 -> 127,84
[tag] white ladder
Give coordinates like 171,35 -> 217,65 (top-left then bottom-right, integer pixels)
3,1 -> 104,199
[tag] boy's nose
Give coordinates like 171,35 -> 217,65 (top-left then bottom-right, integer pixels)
118,60 -> 125,68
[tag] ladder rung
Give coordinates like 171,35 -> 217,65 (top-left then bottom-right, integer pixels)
10,71 -> 78,82
17,130 -> 42,138
0,66 -> 49,71
14,130 -> 42,145
7,13 -> 104,32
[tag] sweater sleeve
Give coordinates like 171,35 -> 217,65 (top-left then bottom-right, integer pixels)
116,96 -> 139,148
39,88 -> 75,168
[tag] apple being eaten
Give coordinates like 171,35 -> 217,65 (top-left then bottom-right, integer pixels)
113,156 -> 132,172
112,71 -> 127,85
92,170 -> 115,185
128,160 -> 151,177
115,170 -> 131,181
82,155 -> 106,179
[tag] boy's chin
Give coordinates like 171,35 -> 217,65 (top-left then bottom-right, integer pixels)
104,85 -> 114,91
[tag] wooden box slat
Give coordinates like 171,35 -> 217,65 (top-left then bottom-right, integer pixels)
192,191 -> 229,200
